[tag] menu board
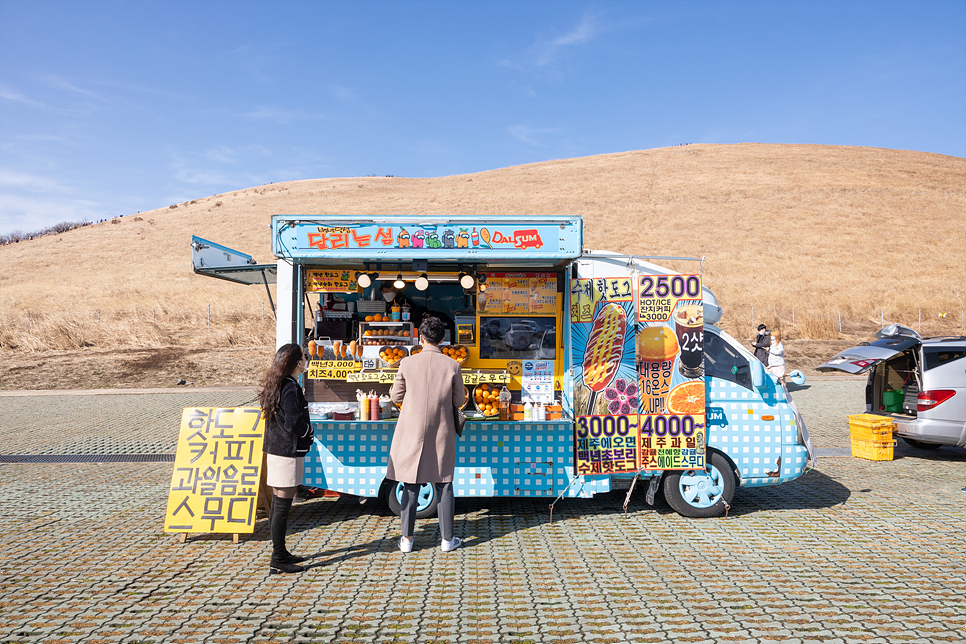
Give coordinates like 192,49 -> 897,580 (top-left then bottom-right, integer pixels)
164,408 -> 264,534
530,275 -> 558,314
479,273 -> 558,316
306,269 -> 360,293
636,274 -> 706,470
479,278 -> 504,314
570,274 -> 706,475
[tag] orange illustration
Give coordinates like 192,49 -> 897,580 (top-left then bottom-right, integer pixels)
666,382 -> 705,416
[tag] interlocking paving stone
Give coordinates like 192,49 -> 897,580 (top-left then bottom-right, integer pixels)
1,382 -> 965,643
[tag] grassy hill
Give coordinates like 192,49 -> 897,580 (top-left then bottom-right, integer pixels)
2,143 -> 963,389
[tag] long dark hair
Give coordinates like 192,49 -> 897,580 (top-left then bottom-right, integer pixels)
259,343 -> 303,426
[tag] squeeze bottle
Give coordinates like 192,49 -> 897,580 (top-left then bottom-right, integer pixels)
523,401 -> 532,422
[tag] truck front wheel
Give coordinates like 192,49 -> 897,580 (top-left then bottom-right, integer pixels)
663,449 -> 737,518
385,482 -> 439,518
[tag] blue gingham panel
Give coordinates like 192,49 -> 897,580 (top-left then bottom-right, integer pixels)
302,420 -> 611,499
706,378 -> 807,487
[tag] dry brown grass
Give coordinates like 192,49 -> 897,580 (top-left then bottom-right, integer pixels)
1,143 -> 963,387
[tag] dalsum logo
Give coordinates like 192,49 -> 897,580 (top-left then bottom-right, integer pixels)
489,229 -> 544,249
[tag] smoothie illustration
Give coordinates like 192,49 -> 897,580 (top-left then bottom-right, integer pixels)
637,325 -> 679,414
674,304 -> 704,378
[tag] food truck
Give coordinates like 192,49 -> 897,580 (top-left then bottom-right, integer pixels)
192,215 -> 814,518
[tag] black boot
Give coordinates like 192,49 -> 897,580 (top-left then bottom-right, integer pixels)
269,496 -> 307,564
269,496 -> 304,574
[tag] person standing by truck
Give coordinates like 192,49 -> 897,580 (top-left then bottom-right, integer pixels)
767,329 -> 787,385
752,323 -> 771,364
388,316 -> 466,553
259,343 -> 314,574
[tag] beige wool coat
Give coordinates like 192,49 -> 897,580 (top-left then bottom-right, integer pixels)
387,344 -> 466,483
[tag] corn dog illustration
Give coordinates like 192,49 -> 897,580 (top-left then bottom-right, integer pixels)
582,303 -> 627,414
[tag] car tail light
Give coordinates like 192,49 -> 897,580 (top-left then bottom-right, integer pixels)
918,390 -> 956,412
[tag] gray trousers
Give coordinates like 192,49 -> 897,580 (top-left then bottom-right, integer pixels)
400,482 -> 454,541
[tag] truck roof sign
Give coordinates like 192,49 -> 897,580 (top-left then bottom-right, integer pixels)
271,215 -> 582,264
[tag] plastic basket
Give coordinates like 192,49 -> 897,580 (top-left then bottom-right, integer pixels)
851,437 -> 896,461
847,413 -> 895,442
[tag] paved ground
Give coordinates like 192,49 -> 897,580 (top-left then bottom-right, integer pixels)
1,379 -> 964,644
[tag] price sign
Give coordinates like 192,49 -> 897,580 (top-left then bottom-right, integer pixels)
638,414 -> 705,469
573,414 -> 640,475
305,360 -> 361,380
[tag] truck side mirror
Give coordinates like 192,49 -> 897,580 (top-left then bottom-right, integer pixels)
749,360 -> 767,388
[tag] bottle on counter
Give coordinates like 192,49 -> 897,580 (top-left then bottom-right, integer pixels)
498,386 -> 511,421
401,303 -> 411,322
523,401 -> 532,421
369,394 -> 380,420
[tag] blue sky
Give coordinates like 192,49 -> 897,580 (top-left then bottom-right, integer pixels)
1,0 -> 964,235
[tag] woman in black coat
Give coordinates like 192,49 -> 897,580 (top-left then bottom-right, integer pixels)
258,343 -> 314,574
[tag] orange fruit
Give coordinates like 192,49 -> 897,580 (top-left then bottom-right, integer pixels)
666,382 -> 705,416
365,315 -> 374,322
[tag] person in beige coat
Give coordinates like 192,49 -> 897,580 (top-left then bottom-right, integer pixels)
388,315 -> 465,553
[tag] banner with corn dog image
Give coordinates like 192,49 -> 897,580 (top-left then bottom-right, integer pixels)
570,274 -> 706,475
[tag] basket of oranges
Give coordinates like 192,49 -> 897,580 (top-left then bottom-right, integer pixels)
473,384 -> 501,418
460,385 -> 471,410
441,344 -> 468,365
378,345 -> 409,368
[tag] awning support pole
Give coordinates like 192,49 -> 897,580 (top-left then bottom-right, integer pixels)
262,269 -> 276,318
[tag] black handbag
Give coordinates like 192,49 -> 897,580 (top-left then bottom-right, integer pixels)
453,404 -> 466,437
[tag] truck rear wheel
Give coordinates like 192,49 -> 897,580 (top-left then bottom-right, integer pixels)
385,482 -> 439,518
663,449 -> 737,518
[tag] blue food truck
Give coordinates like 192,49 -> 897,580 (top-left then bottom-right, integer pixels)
192,215 -> 814,518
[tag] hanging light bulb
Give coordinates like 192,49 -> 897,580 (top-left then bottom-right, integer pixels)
393,272 -> 405,289
415,273 -> 429,291
459,272 -> 475,289
357,272 -> 373,288
477,273 -> 487,285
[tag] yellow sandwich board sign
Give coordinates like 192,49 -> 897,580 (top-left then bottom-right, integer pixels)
164,407 -> 265,535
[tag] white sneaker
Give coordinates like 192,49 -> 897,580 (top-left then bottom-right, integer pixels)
441,537 -> 462,552
399,537 -> 413,553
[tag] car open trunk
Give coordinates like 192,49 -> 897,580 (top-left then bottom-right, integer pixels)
816,324 -> 923,419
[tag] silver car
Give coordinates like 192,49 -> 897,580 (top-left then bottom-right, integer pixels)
817,324 -> 966,449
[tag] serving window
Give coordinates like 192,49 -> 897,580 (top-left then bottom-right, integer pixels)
480,316 -> 557,361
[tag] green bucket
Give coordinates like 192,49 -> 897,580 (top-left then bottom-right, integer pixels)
883,389 -> 904,413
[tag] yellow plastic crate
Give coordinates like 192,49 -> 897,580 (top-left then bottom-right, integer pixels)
851,437 -> 896,461
847,413 -> 895,442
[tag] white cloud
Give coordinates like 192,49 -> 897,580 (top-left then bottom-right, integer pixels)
0,192 -> 103,234
507,124 -> 558,147
501,13 -> 601,75
0,84 -> 49,109
0,170 -> 74,194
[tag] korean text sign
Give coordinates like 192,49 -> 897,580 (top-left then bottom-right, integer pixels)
570,274 -> 706,474
164,408 -> 264,534
637,274 -> 706,470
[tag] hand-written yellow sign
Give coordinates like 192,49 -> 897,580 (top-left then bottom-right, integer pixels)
306,360 -> 361,379
164,408 -> 264,534
346,370 -> 397,383
306,269 -> 360,293
462,371 -> 511,385
346,370 -> 510,385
